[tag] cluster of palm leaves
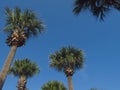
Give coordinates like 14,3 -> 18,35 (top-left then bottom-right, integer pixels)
73,0 -> 120,20
5,7 -> 44,47
41,80 -> 67,90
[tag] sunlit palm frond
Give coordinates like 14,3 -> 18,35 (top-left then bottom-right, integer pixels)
4,7 -> 44,38
49,46 -> 84,75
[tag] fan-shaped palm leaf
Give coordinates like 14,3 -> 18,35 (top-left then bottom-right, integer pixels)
73,0 -> 120,20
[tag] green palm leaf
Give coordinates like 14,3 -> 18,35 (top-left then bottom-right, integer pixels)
4,7 -> 44,38
9,58 -> 40,78
41,81 -> 67,90
50,46 -> 84,75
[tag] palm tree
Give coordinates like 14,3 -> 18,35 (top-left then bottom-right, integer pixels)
49,46 -> 84,90
0,7 -> 44,89
41,80 -> 67,90
73,0 -> 120,20
8,58 -> 40,90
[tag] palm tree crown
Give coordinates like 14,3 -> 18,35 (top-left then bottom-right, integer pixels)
9,58 -> 40,78
4,7 -> 44,47
41,80 -> 67,90
50,46 -> 84,76
73,0 -> 120,20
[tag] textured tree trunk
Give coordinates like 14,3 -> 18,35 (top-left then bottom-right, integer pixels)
18,75 -> 27,90
0,46 -> 17,90
67,76 -> 73,90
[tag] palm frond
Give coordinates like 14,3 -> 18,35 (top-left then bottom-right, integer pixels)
73,0 -> 120,21
9,58 -> 40,78
41,81 -> 67,90
49,46 -> 84,76
4,7 -> 45,38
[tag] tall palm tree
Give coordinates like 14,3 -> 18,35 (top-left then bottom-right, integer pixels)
0,7 -> 44,89
73,0 -> 120,20
8,58 -> 40,90
49,46 -> 84,90
41,80 -> 67,90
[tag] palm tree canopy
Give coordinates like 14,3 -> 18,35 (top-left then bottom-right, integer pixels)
4,7 -> 44,38
50,46 -> 84,74
9,58 -> 40,78
41,80 -> 67,90
73,0 -> 120,20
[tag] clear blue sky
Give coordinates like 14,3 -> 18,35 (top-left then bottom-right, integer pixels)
0,0 -> 120,90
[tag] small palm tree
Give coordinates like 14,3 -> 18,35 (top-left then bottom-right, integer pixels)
73,0 -> 120,20
9,58 -> 40,90
0,7 -> 44,89
41,80 -> 67,90
49,46 -> 84,90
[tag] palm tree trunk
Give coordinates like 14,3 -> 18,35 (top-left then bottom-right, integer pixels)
18,75 -> 27,90
0,46 -> 17,90
67,75 -> 73,90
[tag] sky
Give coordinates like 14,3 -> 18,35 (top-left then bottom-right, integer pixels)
0,0 -> 120,90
